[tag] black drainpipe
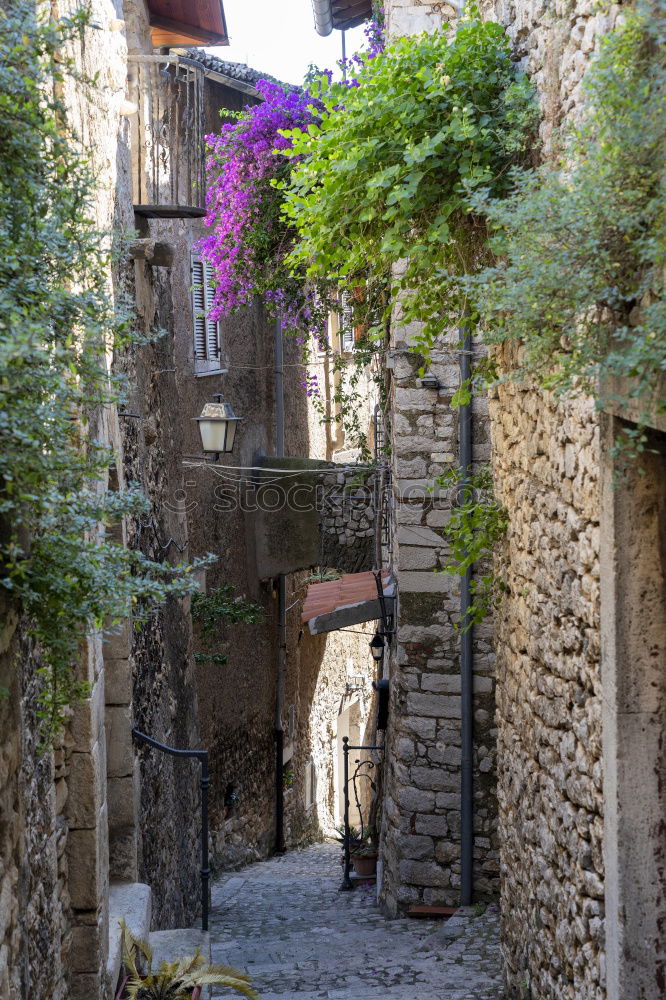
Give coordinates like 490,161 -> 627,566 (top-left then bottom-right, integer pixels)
274,315 -> 286,854
459,322 -> 474,906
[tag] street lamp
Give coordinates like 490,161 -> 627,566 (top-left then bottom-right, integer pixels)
194,393 -> 242,457
369,632 -> 385,663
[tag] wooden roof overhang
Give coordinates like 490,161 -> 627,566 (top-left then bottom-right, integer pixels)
331,0 -> 373,30
147,0 -> 229,47
312,0 -> 372,35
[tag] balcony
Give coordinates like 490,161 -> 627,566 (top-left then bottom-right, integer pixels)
128,54 -> 206,219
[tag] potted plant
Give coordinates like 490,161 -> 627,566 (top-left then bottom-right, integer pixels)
115,921 -> 257,999
350,822 -> 379,878
351,840 -> 378,878
334,824 -> 363,867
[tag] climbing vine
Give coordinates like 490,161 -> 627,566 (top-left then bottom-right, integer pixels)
433,467 -> 508,627
191,586 -> 264,666
0,2 -> 209,743
282,8 -> 538,361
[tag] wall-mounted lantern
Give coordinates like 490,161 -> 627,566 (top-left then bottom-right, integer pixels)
194,394 -> 242,457
369,632 -> 385,663
418,371 -> 441,390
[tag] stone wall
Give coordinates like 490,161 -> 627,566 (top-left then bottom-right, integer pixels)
320,468 -> 377,573
378,2 -> 501,917
476,2 -> 624,996
0,605 -> 71,1000
0,3 -> 129,996
380,330 -> 499,913
490,361 -> 604,999
377,9 -> 621,998
115,235 -> 204,929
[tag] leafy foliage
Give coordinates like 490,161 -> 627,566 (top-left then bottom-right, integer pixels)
191,585 -> 264,665
434,467 -> 508,627
0,2 -> 208,742
469,0 -> 666,428
119,920 -> 257,999
282,9 -> 538,360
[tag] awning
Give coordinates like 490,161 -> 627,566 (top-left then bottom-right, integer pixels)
301,571 -> 394,635
312,0 -> 373,36
147,0 -> 229,47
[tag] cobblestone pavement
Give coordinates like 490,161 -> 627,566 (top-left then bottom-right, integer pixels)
209,842 -> 502,1000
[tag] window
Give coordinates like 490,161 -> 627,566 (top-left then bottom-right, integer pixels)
339,287 -> 367,353
191,255 -> 223,375
305,758 -> 317,811
339,292 -> 355,354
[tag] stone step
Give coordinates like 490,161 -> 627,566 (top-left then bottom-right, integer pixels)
149,927 -> 211,967
107,881 -> 152,995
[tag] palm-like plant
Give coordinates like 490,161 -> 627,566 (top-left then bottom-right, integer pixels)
118,921 -> 257,999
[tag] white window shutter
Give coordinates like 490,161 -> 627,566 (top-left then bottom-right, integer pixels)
204,260 -> 220,361
191,257 -> 207,364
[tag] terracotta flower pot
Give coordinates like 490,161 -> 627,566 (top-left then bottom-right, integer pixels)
352,852 -> 378,878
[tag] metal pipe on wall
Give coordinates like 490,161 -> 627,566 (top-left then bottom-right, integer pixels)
311,0 -> 334,36
274,315 -> 286,853
459,321 -> 474,907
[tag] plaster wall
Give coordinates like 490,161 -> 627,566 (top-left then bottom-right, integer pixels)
600,419 -> 666,1000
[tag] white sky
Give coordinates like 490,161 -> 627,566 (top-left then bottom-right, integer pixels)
206,0 -> 367,85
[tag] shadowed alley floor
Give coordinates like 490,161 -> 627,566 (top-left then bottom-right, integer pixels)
209,842 -> 502,1000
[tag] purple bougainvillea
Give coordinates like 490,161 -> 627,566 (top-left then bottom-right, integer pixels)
200,80 -> 321,330
200,12 -> 385,357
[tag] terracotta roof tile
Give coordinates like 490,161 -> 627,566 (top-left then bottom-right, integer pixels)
301,570 -> 390,623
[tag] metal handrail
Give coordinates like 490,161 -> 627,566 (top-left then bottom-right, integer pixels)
132,728 -> 210,931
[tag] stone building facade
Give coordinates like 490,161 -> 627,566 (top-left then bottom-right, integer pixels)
2,1 -> 386,986
1,2 -> 380,998
378,0 -> 501,918
378,2 -> 664,1000
379,331 -> 499,913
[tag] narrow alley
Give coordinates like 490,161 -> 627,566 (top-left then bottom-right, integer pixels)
209,843 -> 502,1000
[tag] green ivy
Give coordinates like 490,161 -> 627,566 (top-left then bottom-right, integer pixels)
0,3 -> 209,743
469,0 -> 666,435
433,467 -> 508,627
282,8 -> 538,361
191,586 -> 264,666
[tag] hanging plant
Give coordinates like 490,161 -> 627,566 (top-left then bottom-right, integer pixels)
281,7 -> 538,362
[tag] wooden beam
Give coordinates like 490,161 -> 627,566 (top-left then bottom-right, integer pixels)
331,0 -> 372,27
129,239 -> 175,267
149,14 -> 227,46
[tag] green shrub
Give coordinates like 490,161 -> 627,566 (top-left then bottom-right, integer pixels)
470,0 -> 666,434
0,3 -> 209,742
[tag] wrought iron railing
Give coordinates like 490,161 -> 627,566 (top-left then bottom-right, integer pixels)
127,54 -> 206,218
132,728 -> 210,931
339,737 -> 384,892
